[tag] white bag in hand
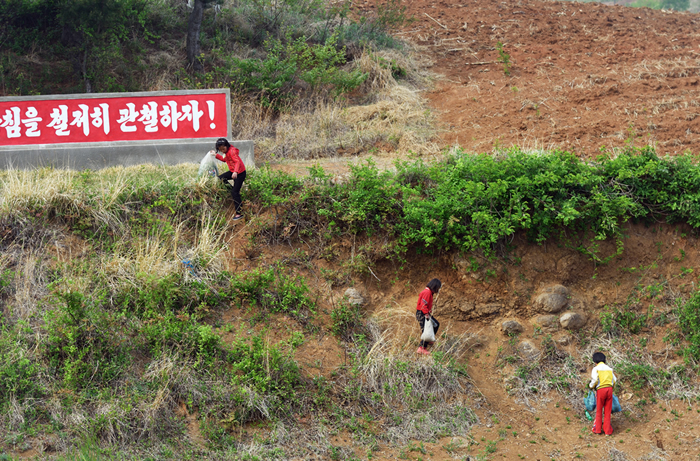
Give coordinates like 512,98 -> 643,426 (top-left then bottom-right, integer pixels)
421,317 -> 436,343
198,151 -> 219,177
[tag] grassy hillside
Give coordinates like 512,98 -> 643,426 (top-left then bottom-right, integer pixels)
1,149 -> 700,459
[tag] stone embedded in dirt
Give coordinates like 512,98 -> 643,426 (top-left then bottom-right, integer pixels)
533,314 -> 560,332
560,312 -> 587,330
464,334 -> 487,349
343,288 -> 365,306
517,340 -> 541,360
532,285 -> 570,313
501,319 -> 524,335
554,333 -> 572,346
456,301 -> 475,313
477,303 -> 502,316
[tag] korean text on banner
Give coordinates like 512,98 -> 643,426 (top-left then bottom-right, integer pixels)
0,92 -> 229,146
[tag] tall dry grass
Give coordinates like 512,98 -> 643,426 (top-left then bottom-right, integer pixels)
339,309 -> 479,443
230,47 -> 439,161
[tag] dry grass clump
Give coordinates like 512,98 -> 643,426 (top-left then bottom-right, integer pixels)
338,310 -> 478,443
5,251 -> 51,322
499,335 -> 584,411
354,46 -> 433,94
0,167 -> 79,214
229,46 -> 438,161
608,447 -> 629,461
0,164 -> 205,233
639,448 -> 668,460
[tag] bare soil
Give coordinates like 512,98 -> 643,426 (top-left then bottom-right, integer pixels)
358,0 -> 700,156
243,0 -> 700,458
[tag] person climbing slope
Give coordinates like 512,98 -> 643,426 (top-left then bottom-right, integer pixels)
211,138 -> 246,220
589,351 -> 617,436
415,278 -> 441,355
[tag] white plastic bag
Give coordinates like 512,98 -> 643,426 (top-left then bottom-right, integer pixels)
198,151 -> 219,177
420,317 -> 436,343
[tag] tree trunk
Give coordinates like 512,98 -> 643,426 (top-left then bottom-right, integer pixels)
186,0 -> 205,72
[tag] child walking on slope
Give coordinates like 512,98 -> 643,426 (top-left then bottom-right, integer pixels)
589,352 -> 617,435
415,278 -> 441,355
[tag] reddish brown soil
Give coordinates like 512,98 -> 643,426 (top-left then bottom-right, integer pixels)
221,203 -> 700,460
239,2 -> 700,458
360,0 -> 700,156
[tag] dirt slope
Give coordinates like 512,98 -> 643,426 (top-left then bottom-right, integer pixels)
273,1 -> 700,459
361,0 -> 700,156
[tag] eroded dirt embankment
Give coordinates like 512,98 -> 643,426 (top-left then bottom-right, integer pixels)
231,210 -> 700,459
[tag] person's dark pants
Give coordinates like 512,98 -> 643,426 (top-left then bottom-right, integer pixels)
416,310 -> 439,348
218,170 -> 246,215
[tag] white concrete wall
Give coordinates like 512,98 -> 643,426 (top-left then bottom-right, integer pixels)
0,139 -> 254,170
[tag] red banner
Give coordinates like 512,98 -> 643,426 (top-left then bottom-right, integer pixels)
0,91 -> 228,146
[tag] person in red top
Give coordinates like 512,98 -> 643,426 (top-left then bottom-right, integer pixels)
212,138 -> 246,220
416,278 -> 442,355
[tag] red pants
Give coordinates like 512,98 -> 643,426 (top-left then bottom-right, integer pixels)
592,386 -> 613,435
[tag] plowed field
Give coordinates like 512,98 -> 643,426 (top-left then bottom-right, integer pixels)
362,0 -> 700,155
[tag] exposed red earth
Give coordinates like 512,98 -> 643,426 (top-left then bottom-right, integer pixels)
360,0 -> 700,156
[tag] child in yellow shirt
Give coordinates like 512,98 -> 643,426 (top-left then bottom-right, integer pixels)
589,352 -> 617,435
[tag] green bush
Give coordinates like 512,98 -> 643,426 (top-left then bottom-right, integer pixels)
678,291 -> 700,362
246,167 -> 303,208
330,301 -> 362,340
223,333 -> 302,423
0,322 -> 44,404
142,312 -> 223,366
600,306 -> 650,336
230,264 -> 316,324
230,34 -> 367,108
255,148 -> 700,263
616,362 -> 671,392
230,334 -> 301,395
114,273 -> 220,319
44,291 -> 130,390
1,0 -> 166,93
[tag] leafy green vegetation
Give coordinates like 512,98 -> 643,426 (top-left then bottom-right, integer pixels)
230,34 -> 367,109
252,147 -> 700,262
1,0 -> 406,104
1,146 -> 700,457
678,291 -> 700,362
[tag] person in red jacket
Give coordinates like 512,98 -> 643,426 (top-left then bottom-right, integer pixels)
416,278 -> 441,355
212,138 -> 246,220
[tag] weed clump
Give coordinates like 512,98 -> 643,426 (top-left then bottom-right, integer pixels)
678,290 -> 700,362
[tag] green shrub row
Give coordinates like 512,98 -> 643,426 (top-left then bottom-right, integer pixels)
248,147 -> 700,261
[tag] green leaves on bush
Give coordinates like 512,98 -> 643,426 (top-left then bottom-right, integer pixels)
678,291 -> 700,362
230,334 -> 301,396
331,301 -> 362,340
0,322 -> 43,403
230,264 -> 316,324
45,291 -> 130,390
615,362 -> 669,391
600,306 -> 650,336
249,148 -> 700,262
230,34 -> 367,108
246,167 -> 302,208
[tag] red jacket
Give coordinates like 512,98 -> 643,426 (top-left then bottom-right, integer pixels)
416,287 -> 433,315
215,146 -> 245,174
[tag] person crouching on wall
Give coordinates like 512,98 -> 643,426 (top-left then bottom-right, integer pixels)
212,138 -> 246,221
